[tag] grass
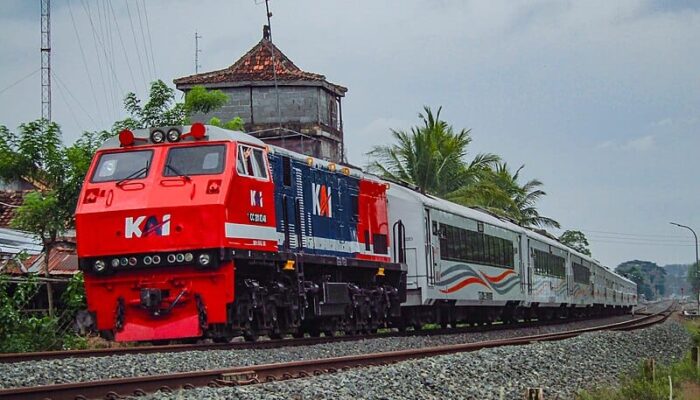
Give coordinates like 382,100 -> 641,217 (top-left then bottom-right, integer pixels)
577,319 -> 700,400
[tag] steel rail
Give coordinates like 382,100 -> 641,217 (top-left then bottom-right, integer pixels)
0,303 -> 673,400
0,313 -> 635,364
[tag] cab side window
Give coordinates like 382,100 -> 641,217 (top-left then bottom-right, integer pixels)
237,145 -> 269,179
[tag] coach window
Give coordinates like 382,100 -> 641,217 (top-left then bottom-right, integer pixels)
237,145 -> 268,179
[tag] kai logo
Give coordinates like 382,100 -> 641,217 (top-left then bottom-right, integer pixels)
250,190 -> 264,207
125,214 -> 171,239
312,183 -> 332,217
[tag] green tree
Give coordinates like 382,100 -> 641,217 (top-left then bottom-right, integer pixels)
558,230 -> 592,256
0,119 -> 100,315
114,81 -> 240,132
367,106 -> 499,196
185,85 -> 229,115
449,162 -> 559,229
208,116 -> 245,131
688,261 -> 700,296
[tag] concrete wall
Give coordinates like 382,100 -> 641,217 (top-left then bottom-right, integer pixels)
186,85 -> 343,162
189,86 -> 328,126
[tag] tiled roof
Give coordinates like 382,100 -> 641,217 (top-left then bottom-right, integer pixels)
0,191 -> 28,228
174,37 -> 347,94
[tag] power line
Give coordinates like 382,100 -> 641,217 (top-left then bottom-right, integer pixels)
0,69 -> 40,96
125,0 -> 149,88
81,0 -> 117,120
589,239 -> 698,247
134,0 -> 154,80
107,0 -> 139,93
586,234 -> 697,244
68,0 -> 104,126
581,228 -> 689,239
52,71 -> 99,127
140,0 -> 158,77
97,0 -> 117,116
81,0 -> 126,116
95,0 -> 118,120
53,75 -> 85,132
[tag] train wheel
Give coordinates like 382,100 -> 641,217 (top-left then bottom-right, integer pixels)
269,332 -> 283,340
243,331 -> 259,342
308,328 -> 321,338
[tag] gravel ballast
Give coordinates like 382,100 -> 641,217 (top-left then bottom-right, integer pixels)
145,320 -> 692,400
0,315 -> 638,389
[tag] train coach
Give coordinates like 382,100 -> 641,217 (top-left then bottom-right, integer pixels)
75,124 -> 636,342
75,124 -> 405,342
386,183 -> 636,328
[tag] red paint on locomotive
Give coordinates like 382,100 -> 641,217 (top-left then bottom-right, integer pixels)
76,126 -> 276,341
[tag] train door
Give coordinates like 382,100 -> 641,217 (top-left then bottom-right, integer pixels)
517,235 -> 526,293
424,208 -> 437,286
527,239 -> 534,295
272,155 -> 298,251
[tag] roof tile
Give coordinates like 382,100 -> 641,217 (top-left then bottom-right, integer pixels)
174,38 -> 347,94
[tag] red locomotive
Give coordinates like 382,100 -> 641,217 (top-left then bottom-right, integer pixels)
76,124 -> 405,342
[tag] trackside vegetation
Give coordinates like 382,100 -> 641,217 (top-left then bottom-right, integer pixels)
577,319 -> 700,400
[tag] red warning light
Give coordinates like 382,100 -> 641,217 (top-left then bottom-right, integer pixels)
118,130 -> 135,147
191,123 -> 206,140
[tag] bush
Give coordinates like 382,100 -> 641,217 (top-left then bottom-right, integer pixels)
578,321 -> 700,399
0,273 -> 88,353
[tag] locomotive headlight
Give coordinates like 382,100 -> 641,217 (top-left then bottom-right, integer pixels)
128,257 -> 138,266
143,256 -> 153,265
111,258 -> 120,268
167,254 -> 176,263
184,253 -> 193,262
152,255 -> 161,264
120,257 -> 128,267
176,253 -> 185,263
166,128 -> 181,142
198,253 -> 211,266
94,259 -> 106,272
150,129 -> 165,143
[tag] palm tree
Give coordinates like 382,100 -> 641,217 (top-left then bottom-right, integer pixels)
491,163 -> 560,229
367,106 -> 499,196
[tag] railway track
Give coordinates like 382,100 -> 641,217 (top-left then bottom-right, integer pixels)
0,304 -> 674,400
0,313 -> 637,364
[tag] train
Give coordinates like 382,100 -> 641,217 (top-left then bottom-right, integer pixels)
75,124 -> 636,342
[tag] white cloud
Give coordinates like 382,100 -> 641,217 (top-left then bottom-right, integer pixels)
622,135 -> 655,151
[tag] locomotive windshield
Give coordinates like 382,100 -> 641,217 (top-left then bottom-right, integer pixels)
163,145 -> 226,176
91,150 -> 153,183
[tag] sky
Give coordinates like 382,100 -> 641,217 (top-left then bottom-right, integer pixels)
0,0 -> 698,268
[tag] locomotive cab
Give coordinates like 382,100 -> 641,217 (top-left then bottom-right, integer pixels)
76,124 -> 275,341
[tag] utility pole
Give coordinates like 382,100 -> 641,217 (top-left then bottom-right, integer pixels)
195,31 -> 202,73
40,0 -> 54,317
670,222 -> 699,314
40,0 -> 51,121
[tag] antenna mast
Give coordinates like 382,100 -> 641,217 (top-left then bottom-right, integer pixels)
195,31 -> 202,73
40,0 -> 51,121
264,0 -> 283,137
